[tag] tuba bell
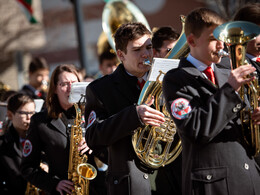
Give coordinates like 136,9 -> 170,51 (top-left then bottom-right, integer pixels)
102,0 -> 151,52
132,16 -> 189,169
214,21 -> 260,157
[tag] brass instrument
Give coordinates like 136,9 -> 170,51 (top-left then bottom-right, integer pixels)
25,183 -> 43,195
68,102 -> 97,195
214,21 -> 260,156
132,16 -> 189,169
102,0 -> 151,52
41,80 -> 48,93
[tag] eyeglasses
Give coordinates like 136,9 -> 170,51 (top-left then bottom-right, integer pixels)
58,81 -> 77,89
17,111 -> 35,117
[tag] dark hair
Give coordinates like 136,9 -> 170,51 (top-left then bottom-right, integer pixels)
233,3 -> 260,24
98,50 -> 117,64
29,57 -> 49,73
114,22 -> 151,53
7,93 -> 34,114
152,26 -> 180,51
185,7 -> 226,38
46,64 -> 79,119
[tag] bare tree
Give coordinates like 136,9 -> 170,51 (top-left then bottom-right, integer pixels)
0,0 -> 45,60
200,0 -> 259,20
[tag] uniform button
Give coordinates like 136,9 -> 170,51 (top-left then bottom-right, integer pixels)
244,163 -> 249,170
114,180 -> 119,184
143,174 -> 149,179
233,107 -> 238,113
206,175 -> 212,180
236,103 -> 242,109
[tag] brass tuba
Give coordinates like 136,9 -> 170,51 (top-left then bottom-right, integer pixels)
132,16 -> 189,169
102,0 -> 151,52
214,21 -> 260,157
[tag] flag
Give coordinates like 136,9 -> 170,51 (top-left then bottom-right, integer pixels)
16,0 -> 37,24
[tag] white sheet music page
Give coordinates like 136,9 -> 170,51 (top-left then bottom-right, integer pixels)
147,58 -> 180,82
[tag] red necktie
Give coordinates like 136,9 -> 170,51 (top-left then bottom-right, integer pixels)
137,79 -> 145,90
203,66 -> 216,85
256,57 -> 260,63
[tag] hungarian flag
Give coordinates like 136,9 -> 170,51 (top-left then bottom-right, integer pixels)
16,0 -> 37,24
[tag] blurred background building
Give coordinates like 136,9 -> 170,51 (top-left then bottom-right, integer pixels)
0,0 -> 258,91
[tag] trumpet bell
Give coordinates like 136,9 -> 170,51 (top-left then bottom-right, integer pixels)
102,0 -> 151,52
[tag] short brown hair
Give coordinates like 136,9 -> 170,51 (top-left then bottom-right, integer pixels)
114,22 -> 151,53
233,3 -> 260,25
46,64 -> 79,119
185,7 -> 226,38
29,57 -> 49,73
152,26 -> 180,51
7,93 -> 34,114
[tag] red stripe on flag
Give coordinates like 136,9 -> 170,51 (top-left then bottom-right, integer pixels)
17,0 -> 33,14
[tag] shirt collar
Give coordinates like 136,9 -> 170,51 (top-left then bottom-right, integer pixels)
125,70 -> 148,82
187,54 -> 215,72
246,53 -> 260,62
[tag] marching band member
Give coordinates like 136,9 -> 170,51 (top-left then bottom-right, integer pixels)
0,93 -> 35,194
21,64 -> 90,195
163,7 -> 260,195
84,22 -> 165,195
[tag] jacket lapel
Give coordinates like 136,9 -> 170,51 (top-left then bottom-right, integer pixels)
112,64 -> 140,103
5,126 -> 23,157
180,59 -> 217,89
180,58 -> 230,89
50,118 -> 68,137
214,64 -> 230,87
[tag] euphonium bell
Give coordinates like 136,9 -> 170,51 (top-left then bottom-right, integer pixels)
214,21 -> 260,156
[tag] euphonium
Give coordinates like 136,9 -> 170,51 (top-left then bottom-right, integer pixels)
132,15 -> 189,169
68,103 -> 97,195
214,21 -> 260,156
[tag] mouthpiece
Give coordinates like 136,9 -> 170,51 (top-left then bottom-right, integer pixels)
143,59 -> 151,66
218,50 -> 229,57
41,80 -> 48,92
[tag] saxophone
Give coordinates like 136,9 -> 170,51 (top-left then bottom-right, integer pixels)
68,103 -> 97,195
214,21 -> 260,156
25,182 -> 43,195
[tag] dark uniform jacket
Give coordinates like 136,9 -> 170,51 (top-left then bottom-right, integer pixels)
162,58 -> 260,195
21,109 -> 74,194
0,125 -> 27,194
85,64 -> 153,195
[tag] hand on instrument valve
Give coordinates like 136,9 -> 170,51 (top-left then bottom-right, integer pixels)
228,64 -> 256,91
56,180 -> 74,195
78,138 -> 92,155
136,96 -> 165,127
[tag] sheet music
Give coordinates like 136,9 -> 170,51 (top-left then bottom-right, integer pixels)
34,99 -> 44,113
69,82 -> 90,103
147,58 -> 180,82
